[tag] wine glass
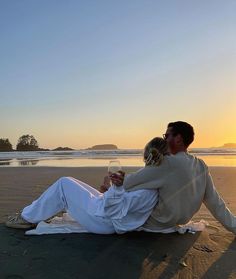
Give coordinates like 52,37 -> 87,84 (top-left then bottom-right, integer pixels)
108,160 -> 122,186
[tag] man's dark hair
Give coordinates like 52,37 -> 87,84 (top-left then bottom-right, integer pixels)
167,121 -> 194,147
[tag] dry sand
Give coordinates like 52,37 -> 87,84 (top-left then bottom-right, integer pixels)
0,166 -> 236,279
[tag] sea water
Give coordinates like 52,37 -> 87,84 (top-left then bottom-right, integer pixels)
0,148 -> 236,167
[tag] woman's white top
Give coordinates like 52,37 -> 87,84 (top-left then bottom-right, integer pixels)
94,185 -> 158,234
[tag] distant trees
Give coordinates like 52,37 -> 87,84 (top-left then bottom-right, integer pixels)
0,138 -> 13,151
16,135 -> 39,151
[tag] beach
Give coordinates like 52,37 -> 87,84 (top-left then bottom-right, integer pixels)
0,166 -> 236,278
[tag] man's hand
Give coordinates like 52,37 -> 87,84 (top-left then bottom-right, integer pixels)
109,170 -> 125,187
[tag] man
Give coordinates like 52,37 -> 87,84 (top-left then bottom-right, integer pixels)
111,121 -> 236,234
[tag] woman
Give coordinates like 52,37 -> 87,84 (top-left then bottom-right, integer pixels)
5,137 -> 169,234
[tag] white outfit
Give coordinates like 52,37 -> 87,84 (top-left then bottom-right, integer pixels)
21,176 -> 158,234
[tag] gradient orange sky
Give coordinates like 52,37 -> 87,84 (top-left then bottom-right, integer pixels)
0,1 -> 235,149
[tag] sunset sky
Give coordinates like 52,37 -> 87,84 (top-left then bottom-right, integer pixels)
0,1 -> 235,149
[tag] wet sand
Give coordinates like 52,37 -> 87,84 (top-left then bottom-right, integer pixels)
0,166 -> 236,279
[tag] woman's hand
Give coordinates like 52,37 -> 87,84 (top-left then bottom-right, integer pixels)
99,175 -> 111,193
99,184 -> 108,193
109,170 -> 125,187
102,175 -> 111,187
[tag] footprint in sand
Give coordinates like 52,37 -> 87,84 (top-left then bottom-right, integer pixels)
30,256 -> 46,263
27,256 -> 46,268
206,225 -> 220,234
5,275 -> 24,279
8,239 -> 21,246
16,236 -> 30,241
228,243 -> 236,251
193,244 -> 214,253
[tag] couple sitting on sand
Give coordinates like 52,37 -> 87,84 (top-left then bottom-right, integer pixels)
5,121 -> 236,235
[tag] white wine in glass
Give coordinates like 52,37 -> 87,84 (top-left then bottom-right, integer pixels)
108,160 -> 122,186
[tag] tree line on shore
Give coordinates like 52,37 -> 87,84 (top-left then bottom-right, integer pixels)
0,135 -> 73,152
0,135 -> 118,152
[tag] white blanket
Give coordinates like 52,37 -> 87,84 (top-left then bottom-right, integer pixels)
25,213 -> 89,235
25,213 -> 209,235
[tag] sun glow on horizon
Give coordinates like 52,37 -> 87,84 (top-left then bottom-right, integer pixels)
0,2 -> 235,149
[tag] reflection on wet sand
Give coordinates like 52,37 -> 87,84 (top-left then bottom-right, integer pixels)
0,159 -> 12,166
17,159 -> 39,166
0,155 -> 236,167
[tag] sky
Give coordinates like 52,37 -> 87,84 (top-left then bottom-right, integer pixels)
0,0 -> 235,149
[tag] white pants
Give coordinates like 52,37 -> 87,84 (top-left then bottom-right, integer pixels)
21,177 -> 115,234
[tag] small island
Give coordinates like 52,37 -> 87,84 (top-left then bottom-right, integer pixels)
218,143 -> 236,148
86,144 -> 118,150
52,147 -> 75,151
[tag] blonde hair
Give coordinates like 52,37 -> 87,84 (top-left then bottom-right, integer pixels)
143,137 -> 169,166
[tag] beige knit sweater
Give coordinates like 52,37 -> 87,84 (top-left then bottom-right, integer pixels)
123,152 -> 236,234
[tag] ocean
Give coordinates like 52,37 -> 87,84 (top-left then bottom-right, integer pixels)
0,148 -> 236,167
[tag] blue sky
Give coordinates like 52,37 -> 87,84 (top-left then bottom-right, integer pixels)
0,1 -> 235,149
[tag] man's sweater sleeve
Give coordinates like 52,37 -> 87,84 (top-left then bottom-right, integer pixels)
122,168 -> 146,191
203,168 -> 236,234
123,166 -> 164,191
